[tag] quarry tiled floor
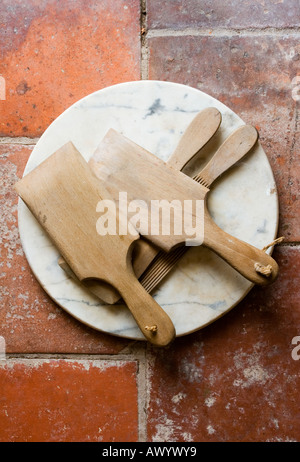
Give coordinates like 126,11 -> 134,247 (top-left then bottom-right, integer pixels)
0,0 -> 299,442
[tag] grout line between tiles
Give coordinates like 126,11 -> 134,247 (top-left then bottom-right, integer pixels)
4,353 -> 140,361
146,27 -> 300,39
136,346 -> 148,442
140,0 -> 149,80
0,137 -> 39,145
141,38 -> 149,80
139,3 -> 150,442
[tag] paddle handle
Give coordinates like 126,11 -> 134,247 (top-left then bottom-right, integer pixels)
194,125 -> 258,187
167,107 -> 221,170
203,211 -> 278,285
116,270 -> 176,346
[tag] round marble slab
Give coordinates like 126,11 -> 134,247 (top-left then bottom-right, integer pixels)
18,80 -> 279,340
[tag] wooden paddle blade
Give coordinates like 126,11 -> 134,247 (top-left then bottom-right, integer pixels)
90,129 -> 209,252
15,142 -> 135,282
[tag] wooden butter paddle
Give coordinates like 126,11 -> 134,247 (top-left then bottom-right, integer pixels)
15,143 -> 176,346
89,129 -> 279,284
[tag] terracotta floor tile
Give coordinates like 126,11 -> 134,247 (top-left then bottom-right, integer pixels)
147,0 -> 300,29
0,144 -> 133,353
147,246 -> 300,442
0,359 -> 138,442
148,35 -> 300,241
0,0 -> 140,137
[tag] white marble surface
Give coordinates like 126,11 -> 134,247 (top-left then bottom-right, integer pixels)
18,80 -> 279,339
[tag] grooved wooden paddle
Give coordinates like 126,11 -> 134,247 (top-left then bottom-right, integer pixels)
15,143 -> 176,346
89,129 -> 279,285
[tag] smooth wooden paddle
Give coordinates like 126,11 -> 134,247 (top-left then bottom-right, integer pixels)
89,129 -> 279,285
15,143 -> 176,346
59,108 -> 222,303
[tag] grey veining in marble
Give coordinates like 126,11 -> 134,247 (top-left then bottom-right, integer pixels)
18,80 -> 279,340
